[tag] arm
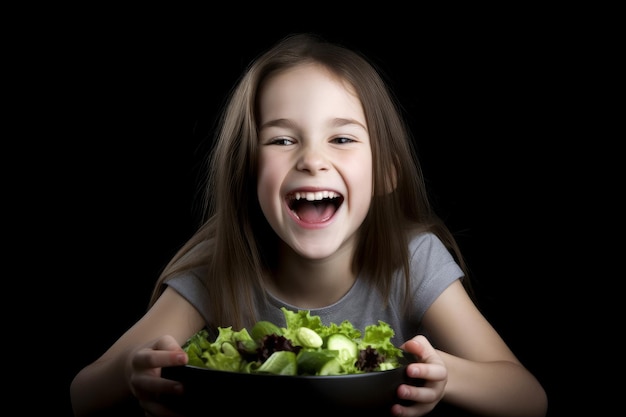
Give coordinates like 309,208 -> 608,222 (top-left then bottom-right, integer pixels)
70,287 -> 206,416
394,280 -> 548,417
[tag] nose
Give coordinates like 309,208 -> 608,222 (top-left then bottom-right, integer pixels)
296,145 -> 330,174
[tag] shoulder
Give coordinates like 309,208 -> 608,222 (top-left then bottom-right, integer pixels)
166,265 -> 210,309
408,231 -> 448,248
400,232 -> 464,319
407,232 -> 459,269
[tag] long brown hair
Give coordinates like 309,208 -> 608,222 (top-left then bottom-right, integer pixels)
149,33 -> 471,330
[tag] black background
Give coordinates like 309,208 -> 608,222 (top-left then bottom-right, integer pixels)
19,12 -> 591,417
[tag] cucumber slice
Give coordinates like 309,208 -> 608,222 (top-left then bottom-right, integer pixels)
318,358 -> 343,375
296,327 -> 323,348
256,351 -> 297,375
326,334 -> 358,363
297,350 -> 338,374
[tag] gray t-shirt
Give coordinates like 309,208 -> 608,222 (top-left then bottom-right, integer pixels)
167,232 -> 463,345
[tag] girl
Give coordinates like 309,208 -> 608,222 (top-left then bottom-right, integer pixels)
70,33 -> 547,417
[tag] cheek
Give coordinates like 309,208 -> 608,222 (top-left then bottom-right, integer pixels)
345,153 -> 373,209
352,153 -> 373,190
356,173 -> 374,206
257,158 -> 281,209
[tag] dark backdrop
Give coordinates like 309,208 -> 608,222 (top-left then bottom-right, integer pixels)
32,19 -> 576,417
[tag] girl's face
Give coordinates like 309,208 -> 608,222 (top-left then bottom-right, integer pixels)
257,63 -> 373,260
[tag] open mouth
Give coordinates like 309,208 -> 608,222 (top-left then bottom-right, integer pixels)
286,191 -> 344,223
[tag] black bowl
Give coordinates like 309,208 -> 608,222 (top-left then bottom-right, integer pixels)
162,351 -> 422,416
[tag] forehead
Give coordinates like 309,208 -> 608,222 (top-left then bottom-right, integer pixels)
258,63 -> 364,122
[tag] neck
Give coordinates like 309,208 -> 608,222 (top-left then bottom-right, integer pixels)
265,242 -> 357,309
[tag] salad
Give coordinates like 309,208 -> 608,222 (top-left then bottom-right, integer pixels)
181,307 -> 404,376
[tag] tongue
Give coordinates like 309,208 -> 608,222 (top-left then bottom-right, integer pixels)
297,202 -> 336,223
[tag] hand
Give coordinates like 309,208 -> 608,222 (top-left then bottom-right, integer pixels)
391,335 -> 447,417
128,335 -> 188,417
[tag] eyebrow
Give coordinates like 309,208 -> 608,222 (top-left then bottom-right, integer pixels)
259,117 -> 367,131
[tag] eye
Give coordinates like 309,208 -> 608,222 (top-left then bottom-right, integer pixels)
269,137 -> 295,146
331,136 -> 356,145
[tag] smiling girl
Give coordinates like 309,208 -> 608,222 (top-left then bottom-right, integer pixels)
71,33 -> 547,417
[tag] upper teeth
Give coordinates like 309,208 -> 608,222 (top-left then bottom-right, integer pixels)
293,191 -> 338,201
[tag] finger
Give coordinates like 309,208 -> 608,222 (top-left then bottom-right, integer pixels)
397,382 -> 441,403
403,338 -> 444,365
400,340 -> 422,363
153,335 -> 186,353
391,395 -> 436,417
132,348 -> 188,371
407,361 -> 447,381
132,370 -> 184,401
